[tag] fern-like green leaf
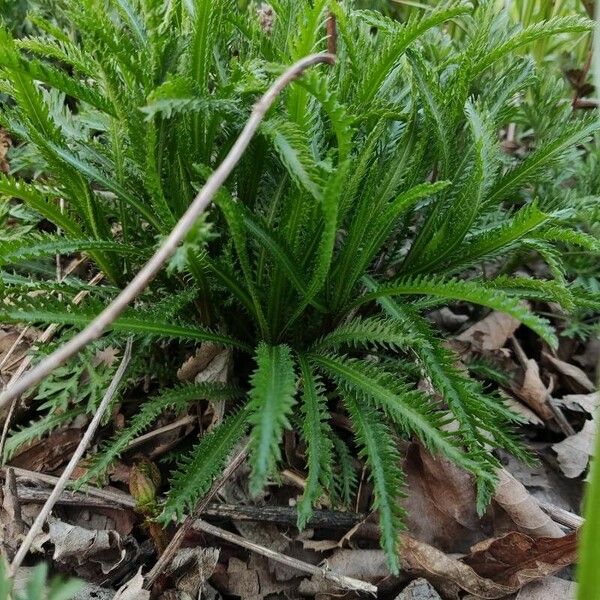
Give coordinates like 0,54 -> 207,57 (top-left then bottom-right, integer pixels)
248,343 -> 297,495
296,355 -> 333,529
342,391 -> 404,574
353,275 -> 558,347
161,405 -> 250,522
81,383 -> 242,485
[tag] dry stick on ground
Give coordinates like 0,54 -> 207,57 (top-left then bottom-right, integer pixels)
0,53 -> 335,412
8,338 -> 133,577
5,466 -> 136,508
193,518 -> 377,595
125,414 -> 197,451
0,268 -> 104,459
143,443 -> 249,588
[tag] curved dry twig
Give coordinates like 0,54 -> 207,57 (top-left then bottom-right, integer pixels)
0,53 -> 335,411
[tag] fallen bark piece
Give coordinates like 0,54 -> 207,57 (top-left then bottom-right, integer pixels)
493,469 -> 564,538
395,578 -> 442,599
463,531 -> 577,588
552,418 -> 596,478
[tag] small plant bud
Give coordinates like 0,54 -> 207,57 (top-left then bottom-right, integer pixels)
129,459 -> 161,509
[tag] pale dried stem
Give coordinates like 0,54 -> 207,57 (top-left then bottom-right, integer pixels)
193,518 -> 377,595
144,443 -> 249,588
8,338 -> 132,576
0,53 -> 334,412
5,466 -> 136,508
125,414 -> 197,451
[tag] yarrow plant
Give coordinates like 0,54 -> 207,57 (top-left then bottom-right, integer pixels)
0,0 -> 598,571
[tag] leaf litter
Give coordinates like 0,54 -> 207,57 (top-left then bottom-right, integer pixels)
0,295 -> 595,599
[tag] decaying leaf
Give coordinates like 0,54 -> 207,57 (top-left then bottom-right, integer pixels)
224,555 -> 292,600
403,443 -> 489,553
9,429 -> 82,472
493,469 -> 563,538
0,129 -> 11,173
167,547 -> 220,597
502,393 -> 544,426
555,392 -> 599,414
543,353 -> 595,393
429,307 -> 469,330
515,576 -> 576,599
177,343 -> 230,383
0,469 -> 27,560
113,567 -> 150,600
552,418 -> 596,478
456,311 -> 521,351
463,531 -> 577,589
395,578 -> 442,599
48,518 -> 126,574
512,360 -> 554,421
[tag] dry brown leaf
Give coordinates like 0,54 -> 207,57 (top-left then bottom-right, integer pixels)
395,578 -> 442,599
0,130 -> 11,174
48,518 -> 126,574
92,346 -> 120,368
429,307 -> 469,330
403,443 -> 489,553
456,311 -> 521,351
0,469 -> 27,560
177,343 -> 232,426
463,531 -> 577,589
543,353 -> 595,393
167,547 -> 220,597
300,531 -> 574,600
552,419 -> 596,478
113,567 -> 150,600
493,469 -> 563,538
224,555 -> 291,600
9,429 -> 82,472
501,392 -> 544,426
400,537 -> 514,599
297,549 -> 389,596
515,576 -> 576,599
555,392 -> 599,414
513,360 -> 554,421
177,342 -> 228,382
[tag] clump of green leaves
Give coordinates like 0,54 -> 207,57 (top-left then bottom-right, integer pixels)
0,0 -> 597,572
0,561 -> 81,600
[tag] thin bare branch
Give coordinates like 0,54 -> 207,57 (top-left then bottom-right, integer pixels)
5,466 -> 136,508
9,338 -> 133,576
144,443 -> 249,588
193,518 -> 377,594
0,53 -> 334,411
